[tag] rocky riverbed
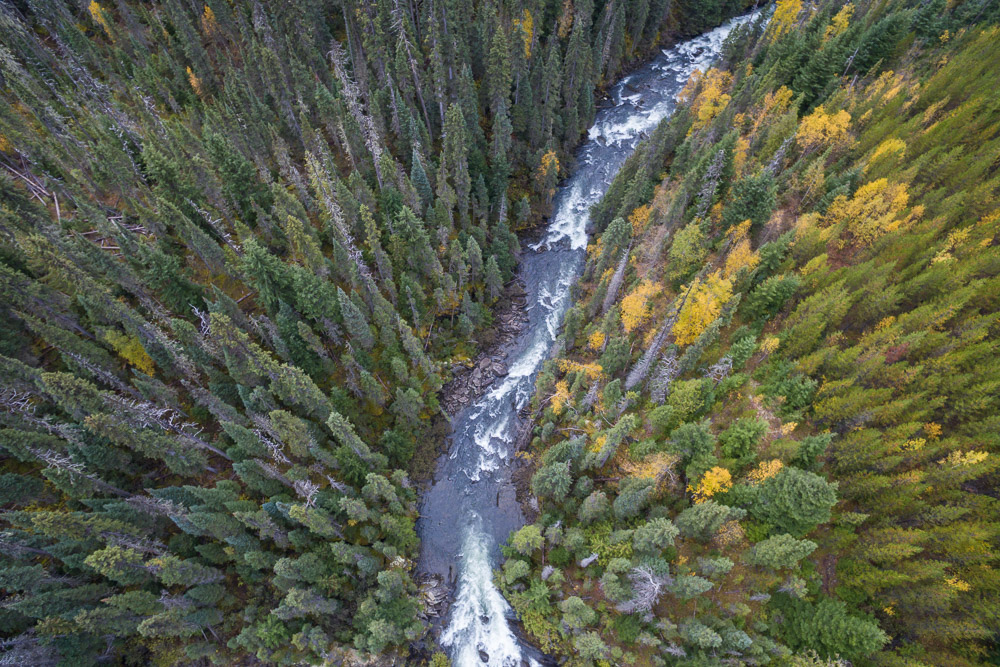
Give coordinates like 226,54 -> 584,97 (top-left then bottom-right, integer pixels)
440,280 -> 530,415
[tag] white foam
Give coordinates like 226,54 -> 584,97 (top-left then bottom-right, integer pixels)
441,521 -> 540,667
467,412 -> 511,481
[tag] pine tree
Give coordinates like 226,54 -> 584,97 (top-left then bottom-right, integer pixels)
337,287 -> 375,351
484,255 -> 503,303
410,148 -> 433,213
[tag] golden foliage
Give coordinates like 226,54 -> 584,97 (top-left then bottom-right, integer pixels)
680,68 -> 733,134
187,67 -> 204,98
550,380 -> 570,415
922,97 -> 950,127
862,70 -> 906,106
797,105 -> 851,152
824,3 -> 854,42
89,1 -> 114,40
780,421 -> 798,436
620,280 -> 661,333
588,330 -> 606,350
932,227 -> 972,264
629,204 -> 652,232
723,221 -> 760,278
760,336 -> 780,354
750,86 -> 794,138
945,577 -> 971,592
622,452 -> 680,484
875,315 -> 895,332
673,271 -> 733,346
869,137 -> 906,165
825,178 -> 915,247
557,358 -> 604,381
536,150 -> 560,196
747,459 -> 784,485
733,136 -> 750,175
941,450 -> 989,468
103,330 -> 155,375
201,5 -> 219,37
767,0 -> 803,42
514,10 -> 535,59
586,236 -> 603,258
688,466 -> 732,503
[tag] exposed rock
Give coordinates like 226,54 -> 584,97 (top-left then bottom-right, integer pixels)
439,278 -> 530,415
417,574 -> 450,620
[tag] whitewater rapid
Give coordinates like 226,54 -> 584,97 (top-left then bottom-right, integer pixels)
417,11 -> 762,666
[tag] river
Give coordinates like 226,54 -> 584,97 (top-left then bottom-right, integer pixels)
416,11 -> 762,666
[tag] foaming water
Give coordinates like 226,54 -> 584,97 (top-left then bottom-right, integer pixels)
417,11 -> 761,666
440,518 -> 529,667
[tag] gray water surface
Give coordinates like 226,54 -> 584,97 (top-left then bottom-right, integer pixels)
416,13 -> 762,666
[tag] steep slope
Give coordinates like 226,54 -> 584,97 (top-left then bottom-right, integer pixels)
0,0 -> 760,664
505,0 -> 1000,664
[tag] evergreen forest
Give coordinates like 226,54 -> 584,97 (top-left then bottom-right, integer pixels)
0,0 -> 998,665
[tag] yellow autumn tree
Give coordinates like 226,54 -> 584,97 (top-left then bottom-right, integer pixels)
733,136 -> 750,175
941,450 -> 989,468
825,178 -> 917,247
536,150 -> 560,200
550,380 -> 570,415
688,466 -> 732,503
945,577 -> 971,592
88,1 -> 114,40
824,3 -> 854,42
767,0 -> 803,43
672,271 -> 733,346
680,68 -> 733,134
620,281 -> 661,333
514,10 -> 534,58
557,358 -> 604,381
750,86 -> 794,138
723,220 -> 760,278
747,459 -> 784,485
628,204 -> 652,231
622,452 -> 681,485
202,5 -> 219,36
797,105 -> 851,153
760,335 -> 780,354
588,330 -> 606,350
867,137 -> 906,168
187,67 -> 204,98
104,330 -> 155,375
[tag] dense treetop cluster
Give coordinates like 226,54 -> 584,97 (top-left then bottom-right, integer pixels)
0,0 -> 758,663
507,0 -> 1000,665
